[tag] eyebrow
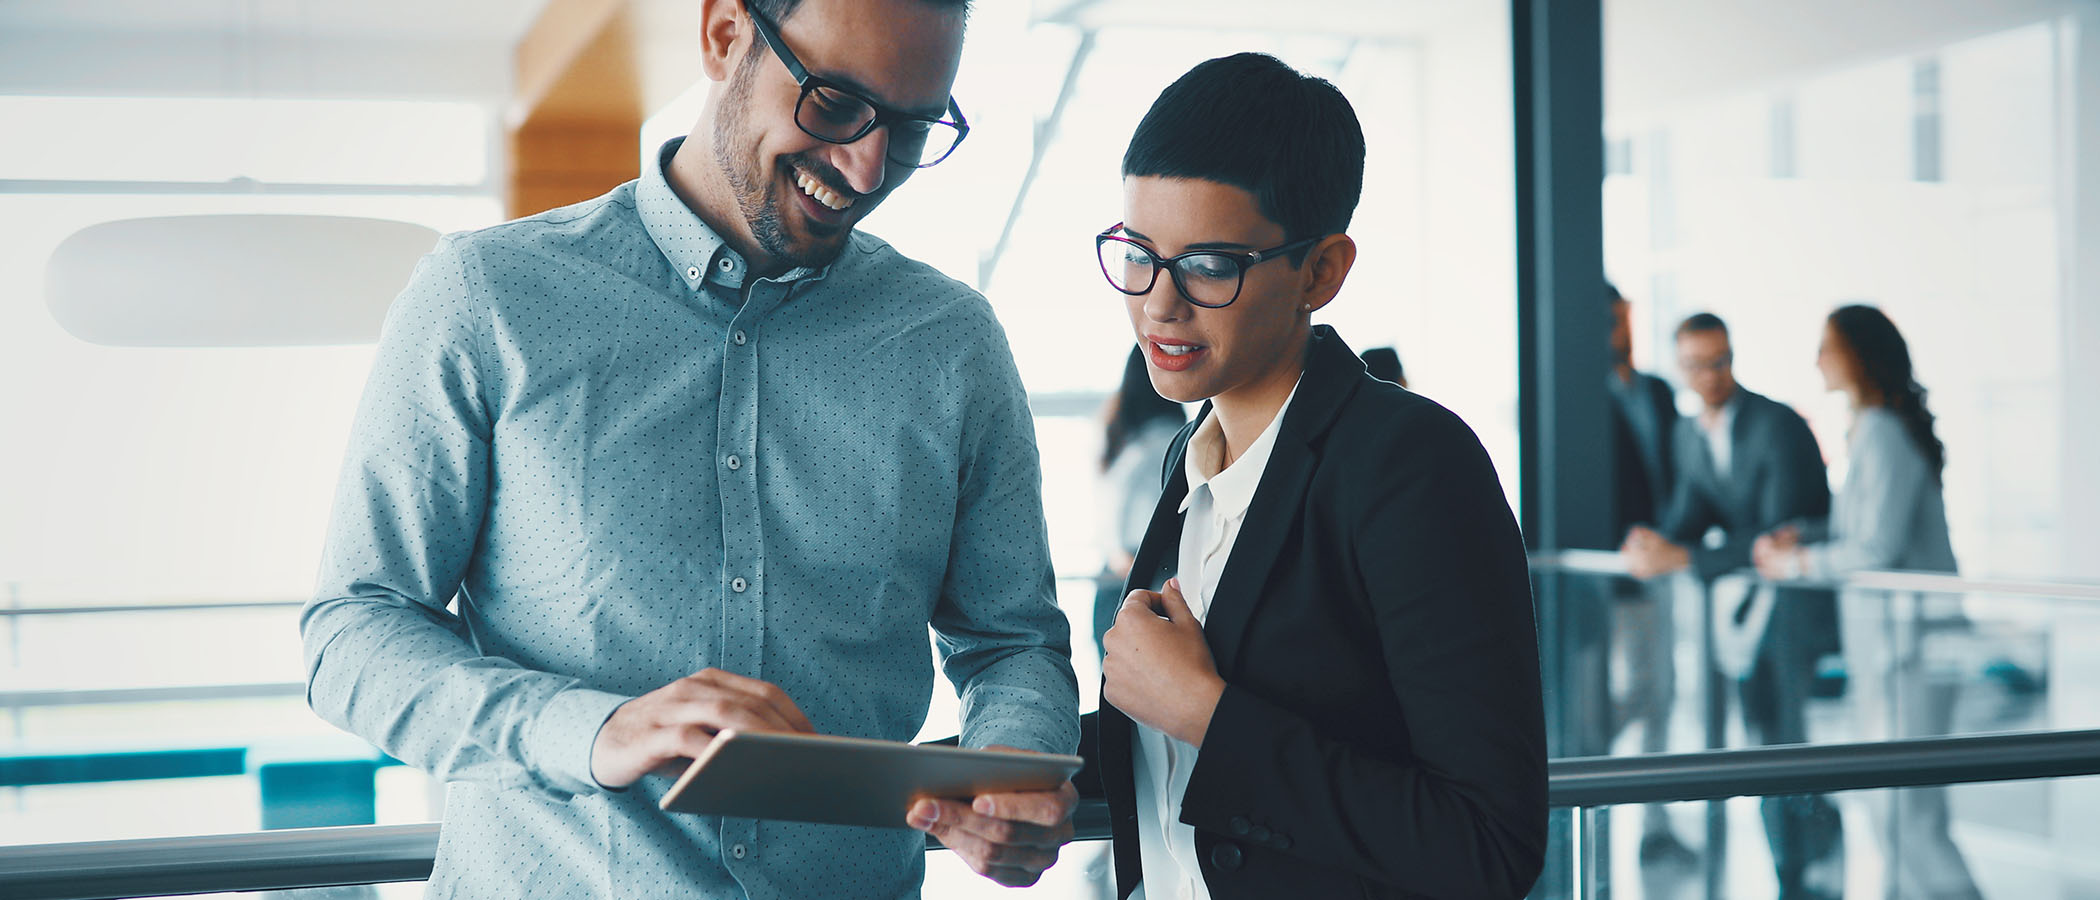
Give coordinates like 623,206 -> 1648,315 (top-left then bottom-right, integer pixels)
815,69 -> 949,120
1117,226 -> 1255,252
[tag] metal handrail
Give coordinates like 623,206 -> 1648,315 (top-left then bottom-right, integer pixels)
1528,548 -> 2100,601
8,560 -> 2099,619
4,728 -> 2097,900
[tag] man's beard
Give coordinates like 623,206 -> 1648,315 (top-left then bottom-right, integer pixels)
713,54 -> 851,271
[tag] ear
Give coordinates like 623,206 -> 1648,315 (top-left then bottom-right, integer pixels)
1298,234 -> 1357,315
698,0 -> 751,83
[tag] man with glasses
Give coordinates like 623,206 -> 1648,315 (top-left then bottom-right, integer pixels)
1621,313 -> 1843,900
303,0 -> 1079,896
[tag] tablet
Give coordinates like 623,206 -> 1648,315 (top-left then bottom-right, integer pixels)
657,730 -> 1084,830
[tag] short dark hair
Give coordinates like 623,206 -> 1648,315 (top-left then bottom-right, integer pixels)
1675,312 -> 1729,340
751,0 -> 971,24
1604,280 -> 1624,306
1122,53 -> 1366,263
1360,347 -> 1404,386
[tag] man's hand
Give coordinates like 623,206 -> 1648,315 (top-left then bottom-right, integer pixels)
907,751 -> 1078,888
590,668 -> 815,789
1101,579 -> 1225,747
1621,526 -> 1692,580
1753,525 -> 1803,580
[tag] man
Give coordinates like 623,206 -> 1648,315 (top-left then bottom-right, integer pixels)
300,0 -> 1080,896
1621,313 -> 1841,900
1602,283 -> 1689,863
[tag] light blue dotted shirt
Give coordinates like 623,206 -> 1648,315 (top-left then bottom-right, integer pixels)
301,137 -> 1078,899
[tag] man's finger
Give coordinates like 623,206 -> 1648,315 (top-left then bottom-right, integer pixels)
972,790 -> 1072,828
693,670 -> 817,733
936,799 -> 1065,848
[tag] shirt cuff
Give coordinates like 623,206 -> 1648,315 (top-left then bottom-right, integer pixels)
526,686 -> 634,796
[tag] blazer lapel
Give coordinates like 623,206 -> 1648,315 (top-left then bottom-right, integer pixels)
1201,436 -> 1316,675
1197,325 -> 1362,676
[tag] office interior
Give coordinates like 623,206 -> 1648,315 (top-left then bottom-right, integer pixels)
2,0 -> 2098,897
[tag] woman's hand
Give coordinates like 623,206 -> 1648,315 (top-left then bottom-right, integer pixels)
1101,579 -> 1226,746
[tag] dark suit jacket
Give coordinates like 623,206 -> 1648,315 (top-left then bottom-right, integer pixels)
1092,326 -> 1547,900
1610,370 -> 1679,537
1656,388 -> 1828,582
1656,388 -> 1837,657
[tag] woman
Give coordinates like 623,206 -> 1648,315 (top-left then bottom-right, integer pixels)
1091,53 -> 1546,900
1094,346 -> 1189,660
1755,304 -> 1979,900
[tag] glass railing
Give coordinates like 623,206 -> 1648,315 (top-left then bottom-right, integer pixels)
4,729 -> 2098,899
8,562 -> 2100,897
1528,551 -> 2100,761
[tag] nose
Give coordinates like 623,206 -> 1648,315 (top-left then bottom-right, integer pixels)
827,126 -> 892,197
1139,271 -> 1193,323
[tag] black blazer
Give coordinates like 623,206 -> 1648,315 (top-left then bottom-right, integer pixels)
1610,370 -> 1679,537
1091,326 -> 1546,900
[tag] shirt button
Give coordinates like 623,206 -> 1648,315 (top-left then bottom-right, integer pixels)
733,330 -> 747,346
726,455 -> 742,470
731,577 -> 748,593
685,265 -> 701,280
729,842 -> 748,859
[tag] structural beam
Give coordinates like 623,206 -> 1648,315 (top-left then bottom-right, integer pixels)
506,0 -> 644,219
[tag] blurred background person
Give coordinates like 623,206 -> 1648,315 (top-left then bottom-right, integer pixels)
1622,312 -> 1845,900
1093,344 -> 1187,660
1755,305 -> 1980,900
1603,282 -> 1691,864
1361,345 -> 1407,388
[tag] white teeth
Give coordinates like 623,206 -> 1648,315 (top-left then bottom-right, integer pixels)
794,169 -> 853,212
1158,343 -> 1199,356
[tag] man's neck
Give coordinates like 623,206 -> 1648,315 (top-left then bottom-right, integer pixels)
1700,387 -> 1738,429
664,131 -> 790,279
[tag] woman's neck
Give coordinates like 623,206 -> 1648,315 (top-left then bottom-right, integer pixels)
1208,337 -> 1311,469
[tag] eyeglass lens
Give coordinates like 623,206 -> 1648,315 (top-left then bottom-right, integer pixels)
796,86 -> 962,168
1097,238 -> 1243,307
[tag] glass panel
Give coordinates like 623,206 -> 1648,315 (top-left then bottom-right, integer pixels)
1532,563 -> 2100,761
1603,7 -> 2082,579
0,97 -> 491,186
0,191 -> 496,844
1570,775 -> 2100,900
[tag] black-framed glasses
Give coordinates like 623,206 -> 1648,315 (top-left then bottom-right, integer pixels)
1095,223 -> 1324,309
744,1 -> 969,169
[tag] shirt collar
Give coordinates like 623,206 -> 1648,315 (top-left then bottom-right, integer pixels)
635,136 -> 833,292
1179,380 -> 1300,518
1703,391 -> 1740,436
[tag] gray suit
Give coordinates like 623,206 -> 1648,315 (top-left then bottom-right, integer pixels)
1658,387 -> 1842,898
1801,407 -> 1978,899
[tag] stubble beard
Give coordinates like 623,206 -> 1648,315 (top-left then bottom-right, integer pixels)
713,54 -> 849,271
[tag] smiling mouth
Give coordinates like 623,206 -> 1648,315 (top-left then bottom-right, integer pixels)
793,167 -> 854,212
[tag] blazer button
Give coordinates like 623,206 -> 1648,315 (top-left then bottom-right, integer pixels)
1248,824 -> 1272,843
1228,816 -> 1252,836
1210,841 -> 1244,871
1269,833 -> 1292,850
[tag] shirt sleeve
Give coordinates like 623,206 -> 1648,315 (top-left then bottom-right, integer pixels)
1803,413 -> 1927,578
300,236 -> 629,800
929,314 -> 1081,757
